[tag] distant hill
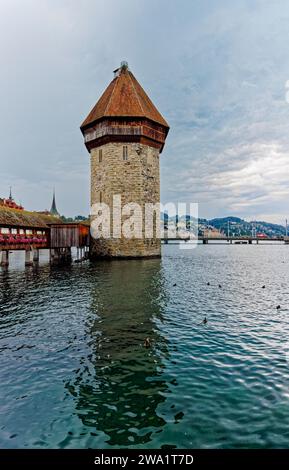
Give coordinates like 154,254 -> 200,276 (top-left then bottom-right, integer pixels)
208,216 -> 286,237
161,213 -> 286,237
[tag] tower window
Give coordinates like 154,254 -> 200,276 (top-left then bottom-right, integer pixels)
123,146 -> 128,161
99,149 -> 102,163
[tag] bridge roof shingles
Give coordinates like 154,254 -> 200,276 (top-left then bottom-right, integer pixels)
0,206 -> 61,229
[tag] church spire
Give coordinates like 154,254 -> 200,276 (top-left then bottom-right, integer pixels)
50,188 -> 59,216
9,186 -> 13,201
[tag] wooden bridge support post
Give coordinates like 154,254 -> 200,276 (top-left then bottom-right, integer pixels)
50,248 -> 71,265
65,247 -> 72,262
75,247 -> 90,263
33,249 -> 39,263
25,250 -> 33,266
50,249 -> 56,263
50,248 -> 59,265
0,250 -> 9,267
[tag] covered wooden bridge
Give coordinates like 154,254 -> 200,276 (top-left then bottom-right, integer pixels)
0,206 -> 90,266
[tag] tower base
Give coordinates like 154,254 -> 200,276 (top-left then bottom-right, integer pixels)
90,238 -> 161,259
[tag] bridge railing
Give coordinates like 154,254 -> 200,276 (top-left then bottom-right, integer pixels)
0,225 -> 49,248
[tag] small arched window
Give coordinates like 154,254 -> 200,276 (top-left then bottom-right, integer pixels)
99,149 -> 102,163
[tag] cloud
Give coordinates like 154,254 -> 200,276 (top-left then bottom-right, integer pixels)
0,0 -> 289,222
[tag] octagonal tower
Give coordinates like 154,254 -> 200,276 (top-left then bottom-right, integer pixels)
80,62 -> 169,258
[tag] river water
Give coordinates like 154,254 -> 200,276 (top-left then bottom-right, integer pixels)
1,244 -> 289,448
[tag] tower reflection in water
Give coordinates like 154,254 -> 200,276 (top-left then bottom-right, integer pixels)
66,259 -> 169,447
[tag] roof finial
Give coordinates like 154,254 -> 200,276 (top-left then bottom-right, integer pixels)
9,186 -> 12,200
120,60 -> 128,71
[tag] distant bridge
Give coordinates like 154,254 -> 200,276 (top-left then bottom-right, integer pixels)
162,235 -> 288,244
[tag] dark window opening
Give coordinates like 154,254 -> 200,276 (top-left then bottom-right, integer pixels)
123,146 -> 128,161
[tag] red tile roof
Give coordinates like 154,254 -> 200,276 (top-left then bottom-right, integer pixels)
81,65 -> 169,130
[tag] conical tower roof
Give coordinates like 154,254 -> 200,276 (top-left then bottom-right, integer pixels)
81,62 -> 169,131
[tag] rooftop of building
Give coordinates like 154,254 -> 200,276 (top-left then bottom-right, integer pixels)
0,205 -> 62,229
81,62 -> 169,131
0,188 -> 24,211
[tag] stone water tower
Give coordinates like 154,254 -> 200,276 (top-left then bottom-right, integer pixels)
80,62 -> 169,258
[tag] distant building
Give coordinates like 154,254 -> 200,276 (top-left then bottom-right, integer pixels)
0,188 -> 24,210
256,232 -> 268,239
50,189 -> 60,217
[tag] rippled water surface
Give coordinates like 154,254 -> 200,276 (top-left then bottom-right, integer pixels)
1,244 -> 289,448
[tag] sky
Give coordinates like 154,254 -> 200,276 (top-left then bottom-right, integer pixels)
1,0 -> 289,223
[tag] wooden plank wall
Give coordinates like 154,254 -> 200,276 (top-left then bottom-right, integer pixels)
50,225 -> 89,248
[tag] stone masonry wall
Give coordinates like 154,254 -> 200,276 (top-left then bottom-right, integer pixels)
90,142 -> 161,258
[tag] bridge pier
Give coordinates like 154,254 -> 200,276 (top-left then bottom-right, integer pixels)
203,239 -> 208,244
0,250 -> 9,267
76,247 -> 87,263
50,247 -> 72,265
33,248 -> 39,263
25,250 -> 33,266
49,248 -> 55,263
